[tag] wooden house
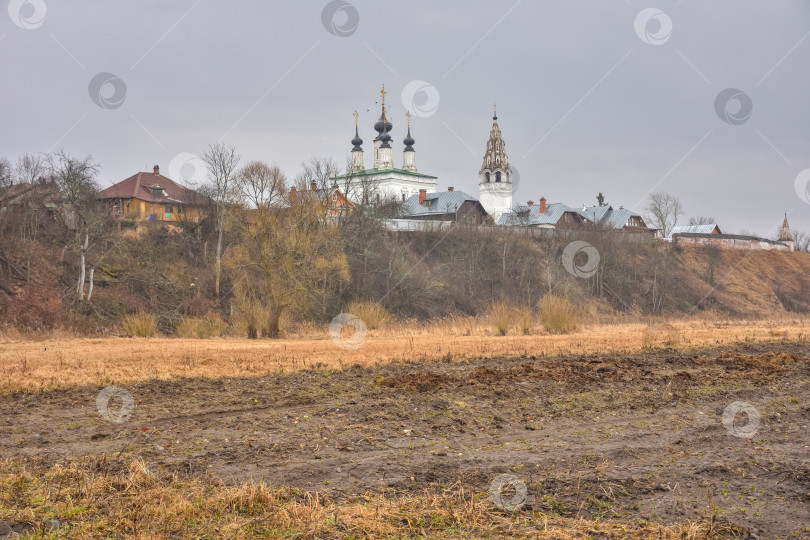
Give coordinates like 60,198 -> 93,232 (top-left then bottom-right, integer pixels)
98,165 -> 209,223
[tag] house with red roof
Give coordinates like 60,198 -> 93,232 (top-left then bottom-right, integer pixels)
98,165 -> 209,223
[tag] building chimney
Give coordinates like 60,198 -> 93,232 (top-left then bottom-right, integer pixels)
310,181 -> 317,191
447,186 -> 454,192
153,165 -> 160,175
527,200 -> 534,206
290,186 -> 297,202
539,197 -> 546,213
418,189 -> 427,204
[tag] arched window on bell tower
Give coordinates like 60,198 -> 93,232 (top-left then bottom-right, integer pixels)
485,172 -> 490,183
495,171 -> 501,183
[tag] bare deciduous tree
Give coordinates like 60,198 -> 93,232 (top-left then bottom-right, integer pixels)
688,215 -> 716,225
295,157 -> 338,199
45,149 -> 102,300
14,153 -> 45,185
338,156 -> 381,207
228,163 -> 348,337
202,143 -> 240,303
236,161 -> 287,209
0,157 -> 11,188
792,230 -> 810,253
645,192 -> 683,238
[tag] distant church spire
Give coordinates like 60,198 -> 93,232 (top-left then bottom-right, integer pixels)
779,213 -> 796,251
373,84 -> 393,141
478,107 -> 513,220
402,110 -> 416,172
351,111 -> 363,151
350,110 -> 364,173
479,110 -> 510,180
373,85 -> 394,169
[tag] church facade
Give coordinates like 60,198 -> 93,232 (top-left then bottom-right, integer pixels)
334,86 -> 438,204
478,107 -> 514,221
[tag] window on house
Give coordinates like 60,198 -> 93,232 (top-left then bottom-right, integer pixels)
165,205 -> 173,213
402,193 -> 406,201
332,194 -> 337,202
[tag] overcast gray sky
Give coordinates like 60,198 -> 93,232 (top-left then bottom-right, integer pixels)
2,0 -> 809,235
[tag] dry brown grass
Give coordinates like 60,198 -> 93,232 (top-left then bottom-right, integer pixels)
0,455 -> 740,539
488,301 -> 520,336
538,295 -> 582,334
175,312 -> 227,338
120,312 -> 157,338
518,308 -> 533,335
642,322 -> 683,348
0,318 -> 808,394
346,300 -> 389,330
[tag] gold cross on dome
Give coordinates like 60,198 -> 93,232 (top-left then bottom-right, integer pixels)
380,84 -> 386,106
406,110 -> 411,128
494,103 -> 497,117
353,110 -> 359,126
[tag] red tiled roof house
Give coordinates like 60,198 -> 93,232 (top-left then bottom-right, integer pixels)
98,165 -> 209,223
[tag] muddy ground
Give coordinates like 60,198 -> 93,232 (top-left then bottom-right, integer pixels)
1,341 -> 809,538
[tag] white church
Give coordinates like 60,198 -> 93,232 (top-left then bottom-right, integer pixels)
334,86 -> 513,219
333,86 -> 439,204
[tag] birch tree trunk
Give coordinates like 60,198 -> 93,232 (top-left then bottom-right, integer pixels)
77,232 -> 88,299
215,215 -> 224,301
87,266 -> 95,301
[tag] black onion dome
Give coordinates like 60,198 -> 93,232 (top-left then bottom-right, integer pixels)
373,110 -> 393,138
379,125 -> 392,148
403,126 -> 415,151
351,125 -> 363,151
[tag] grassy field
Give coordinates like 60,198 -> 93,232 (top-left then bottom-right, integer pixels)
0,320 -> 808,538
0,318 -> 808,393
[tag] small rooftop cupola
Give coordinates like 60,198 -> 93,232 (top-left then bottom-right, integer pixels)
779,213 -> 796,251
153,165 -> 160,175
478,104 -> 513,220
373,84 -> 395,170
402,111 -> 417,173
350,110 -> 365,173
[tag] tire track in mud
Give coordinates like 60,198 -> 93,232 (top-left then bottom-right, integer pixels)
0,342 -> 808,537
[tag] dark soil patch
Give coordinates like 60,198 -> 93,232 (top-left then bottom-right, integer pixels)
380,372 -> 454,391
1,341 -> 809,537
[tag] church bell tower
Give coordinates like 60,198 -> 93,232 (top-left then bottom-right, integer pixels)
478,105 -> 513,220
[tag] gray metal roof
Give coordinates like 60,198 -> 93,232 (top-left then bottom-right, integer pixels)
382,219 -> 452,231
496,202 -> 574,226
400,190 -> 480,217
668,223 -> 720,238
498,203 -> 645,229
577,205 -> 643,230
